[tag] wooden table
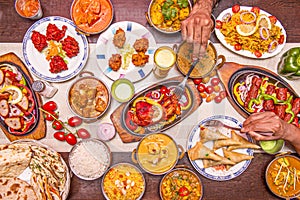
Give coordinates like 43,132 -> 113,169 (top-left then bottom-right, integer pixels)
1,0 -> 300,199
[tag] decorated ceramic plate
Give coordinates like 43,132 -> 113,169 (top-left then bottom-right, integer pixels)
122,80 -> 194,136
23,16 -> 88,82
96,21 -> 156,82
215,6 -> 286,59
187,115 -> 253,181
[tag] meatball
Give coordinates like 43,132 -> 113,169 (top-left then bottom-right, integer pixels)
133,38 -> 149,53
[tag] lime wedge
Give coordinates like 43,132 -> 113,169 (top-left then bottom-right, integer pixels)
260,140 -> 277,151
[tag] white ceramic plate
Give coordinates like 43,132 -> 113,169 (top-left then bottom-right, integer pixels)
23,16 -> 89,82
96,21 -> 156,82
215,6 -> 286,59
187,115 -> 253,181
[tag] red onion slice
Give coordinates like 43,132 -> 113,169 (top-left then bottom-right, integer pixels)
222,13 -> 231,23
268,40 -> 279,53
240,11 -> 257,24
259,27 -> 269,40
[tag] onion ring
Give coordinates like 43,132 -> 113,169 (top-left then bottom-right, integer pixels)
240,11 -> 257,24
259,27 -> 269,40
268,40 -> 279,53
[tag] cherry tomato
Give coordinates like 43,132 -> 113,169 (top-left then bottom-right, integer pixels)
254,50 -> 262,58
197,84 -> 206,93
278,35 -> 285,44
214,95 -> 223,103
234,43 -> 242,51
219,90 -> 227,99
179,186 -> 189,197
269,16 -> 277,24
160,86 -> 170,95
65,133 -> 77,145
44,110 -> 58,121
42,101 -> 57,111
211,77 -> 220,86
251,6 -> 260,14
232,4 -> 240,13
77,128 -> 91,139
215,20 -> 223,29
68,116 -> 83,127
193,78 -> 202,85
205,85 -> 214,94
54,131 -> 65,141
52,120 -> 63,130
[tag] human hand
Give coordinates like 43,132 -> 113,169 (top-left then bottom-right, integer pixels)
241,112 -> 290,141
181,1 -> 214,56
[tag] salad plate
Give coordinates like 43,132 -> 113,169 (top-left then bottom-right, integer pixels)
187,115 -> 253,181
23,16 -> 88,82
215,6 -> 286,59
96,21 -> 156,82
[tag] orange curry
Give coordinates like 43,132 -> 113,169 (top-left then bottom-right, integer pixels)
15,0 -> 40,17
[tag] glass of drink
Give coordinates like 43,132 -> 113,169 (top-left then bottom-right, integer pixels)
15,0 -> 43,20
153,46 -> 177,78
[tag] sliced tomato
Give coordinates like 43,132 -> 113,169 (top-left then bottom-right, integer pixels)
278,34 -> 285,44
269,16 -> 277,24
251,6 -> 260,14
215,20 -> 223,29
254,50 -> 262,58
232,4 -> 240,13
234,43 -> 242,51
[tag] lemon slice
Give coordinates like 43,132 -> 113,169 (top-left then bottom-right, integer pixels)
236,24 -> 258,36
151,104 -> 163,123
1,85 -> 23,104
257,14 -> 272,29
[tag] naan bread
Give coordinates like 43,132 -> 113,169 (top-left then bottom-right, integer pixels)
202,157 -> 235,168
0,177 -> 37,200
200,127 -> 229,143
0,143 -> 32,177
213,138 -> 241,150
227,131 -> 261,151
188,142 -> 223,161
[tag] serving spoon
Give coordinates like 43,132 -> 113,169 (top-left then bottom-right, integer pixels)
204,119 -> 274,136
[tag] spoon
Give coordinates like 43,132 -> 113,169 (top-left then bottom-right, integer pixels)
204,119 -> 274,136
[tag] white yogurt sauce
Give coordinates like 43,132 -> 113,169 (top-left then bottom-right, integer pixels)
115,83 -> 132,100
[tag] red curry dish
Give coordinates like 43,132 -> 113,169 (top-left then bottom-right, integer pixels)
233,73 -> 300,126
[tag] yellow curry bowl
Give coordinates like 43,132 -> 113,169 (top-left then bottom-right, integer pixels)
146,0 -> 192,34
131,132 -> 185,175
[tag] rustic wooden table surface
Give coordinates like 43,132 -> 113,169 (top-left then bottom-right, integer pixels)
0,0 -> 300,199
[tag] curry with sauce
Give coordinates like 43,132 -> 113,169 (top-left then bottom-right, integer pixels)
71,0 -> 113,34
177,42 -> 217,78
266,155 -> 300,198
137,133 -> 178,174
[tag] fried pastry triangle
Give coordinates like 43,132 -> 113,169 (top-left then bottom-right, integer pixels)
200,127 -> 229,143
227,131 -> 261,151
188,142 -> 223,161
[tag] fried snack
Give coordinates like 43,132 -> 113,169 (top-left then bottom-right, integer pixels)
188,142 -> 223,161
222,148 -> 254,164
227,130 -> 261,151
202,157 -> 235,168
109,54 -> 122,71
132,52 -> 149,67
113,28 -> 126,48
213,138 -> 242,150
200,127 -> 229,143
133,38 -> 149,53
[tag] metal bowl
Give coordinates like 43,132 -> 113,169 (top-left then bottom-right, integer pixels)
70,0 -> 114,35
67,71 -> 111,123
160,167 -> 203,200
68,138 -> 112,180
265,154 -> 300,199
131,133 -> 185,175
101,163 -> 146,200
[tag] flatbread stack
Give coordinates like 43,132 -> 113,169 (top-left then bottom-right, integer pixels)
188,127 -> 260,169
0,142 -> 67,200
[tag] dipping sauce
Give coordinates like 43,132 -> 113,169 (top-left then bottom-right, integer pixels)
15,0 -> 40,18
71,0 -> 113,34
111,78 -> 135,103
69,139 -> 111,180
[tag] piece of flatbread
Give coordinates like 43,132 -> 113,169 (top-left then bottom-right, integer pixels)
200,127 -> 229,143
0,177 -> 38,200
227,131 -> 261,151
213,138 -> 242,150
188,142 -> 223,161
202,157 -> 236,168
0,143 -> 32,177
